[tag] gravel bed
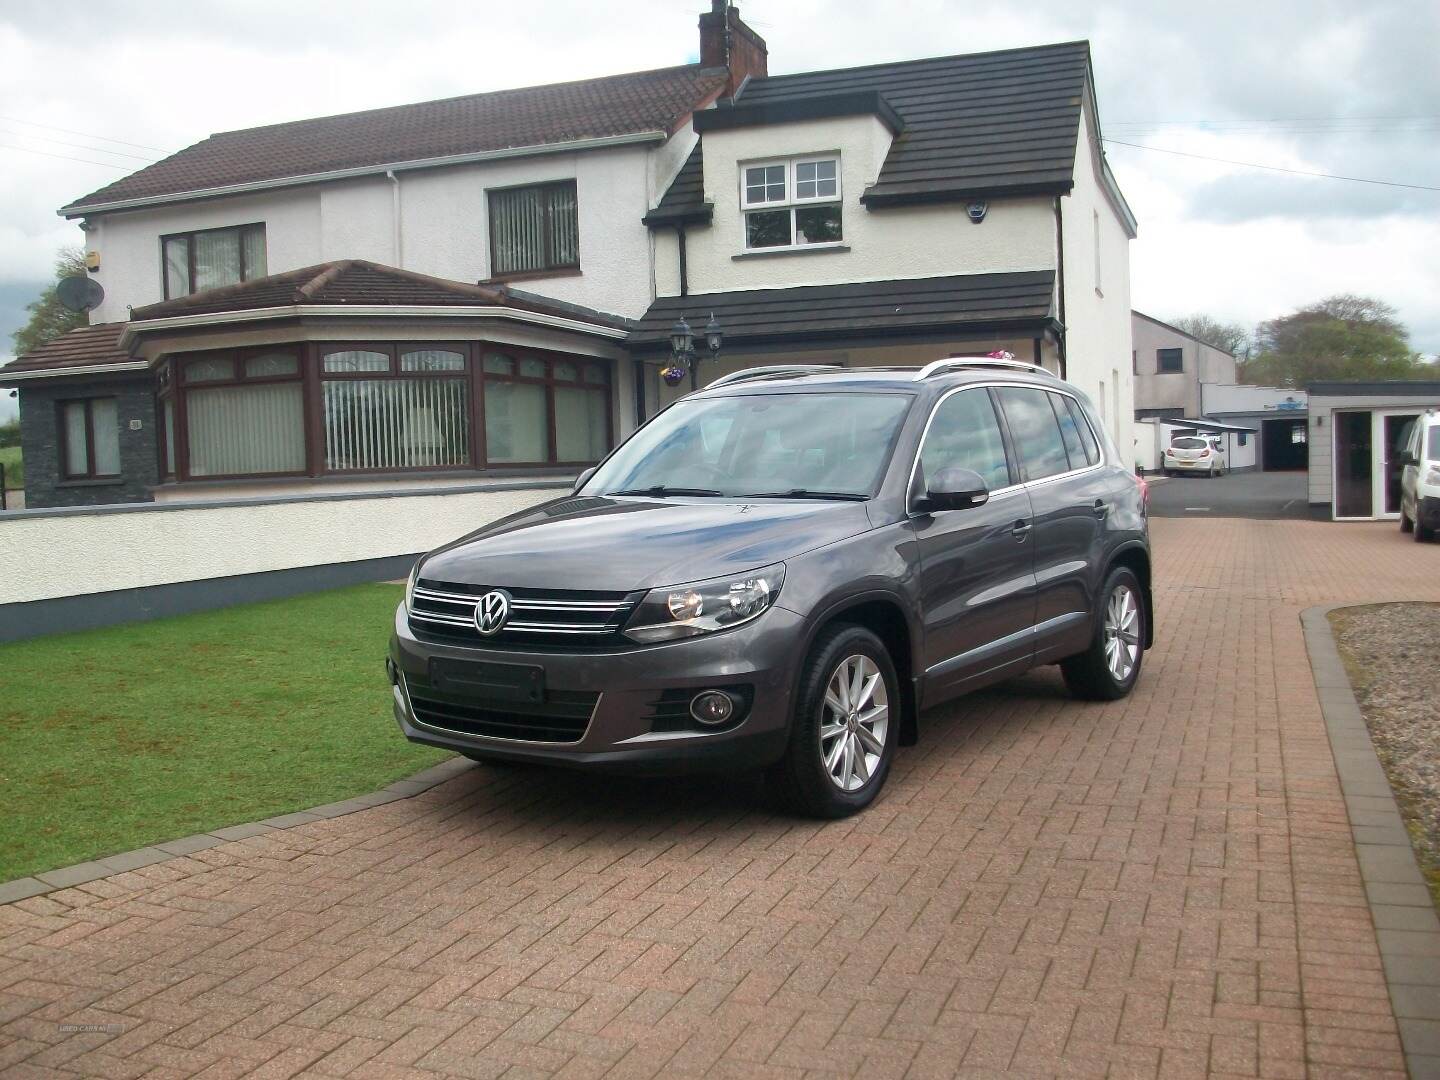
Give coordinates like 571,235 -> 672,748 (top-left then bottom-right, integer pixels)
1330,602 -> 1440,909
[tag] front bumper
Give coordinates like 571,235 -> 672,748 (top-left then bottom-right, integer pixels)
388,603 -> 802,774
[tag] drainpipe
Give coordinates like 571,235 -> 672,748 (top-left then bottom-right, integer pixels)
675,224 -> 689,297
386,170 -> 403,268
1053,196 -> 1068,379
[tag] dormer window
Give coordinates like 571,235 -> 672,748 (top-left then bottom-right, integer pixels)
740,156 -> 842,250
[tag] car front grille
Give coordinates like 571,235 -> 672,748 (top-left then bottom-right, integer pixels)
405,681 -> 599,744
408,580 -> 642,650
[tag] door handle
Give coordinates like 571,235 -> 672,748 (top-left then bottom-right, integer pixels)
1011,519 -> 1032,541
1093,499 -> 1109,518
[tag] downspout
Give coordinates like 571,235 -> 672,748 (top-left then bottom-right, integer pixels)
386,170 -> 403,268
675,224 -> 689,296
1053,196 -> 1068,380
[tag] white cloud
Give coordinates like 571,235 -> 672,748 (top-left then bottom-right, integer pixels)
0,0 -> 1436,352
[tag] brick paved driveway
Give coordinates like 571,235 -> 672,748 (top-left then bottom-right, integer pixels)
2,519 -> 1436,1079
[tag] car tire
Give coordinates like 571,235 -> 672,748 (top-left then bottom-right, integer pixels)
1401,507 -> 1414,533
1061,566 -> 1146,701
767,624 -> 901,819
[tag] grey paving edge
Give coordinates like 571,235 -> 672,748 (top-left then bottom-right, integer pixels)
0,756 -> 475,906
1302,604 -> 1440,1079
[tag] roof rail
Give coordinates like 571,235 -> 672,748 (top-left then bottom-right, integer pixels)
706,364 -> 844,388
913,356 -> 1052,381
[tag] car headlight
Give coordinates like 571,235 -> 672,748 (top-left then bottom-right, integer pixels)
623,564 -> 785,643
404,559 -> 423,612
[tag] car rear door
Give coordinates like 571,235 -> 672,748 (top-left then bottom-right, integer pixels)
993,386 -> 1104,663
908,386 -> 1038,701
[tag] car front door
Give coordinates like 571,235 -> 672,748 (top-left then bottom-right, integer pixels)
908,386 -> 1038,702
994,386 -> 1105,663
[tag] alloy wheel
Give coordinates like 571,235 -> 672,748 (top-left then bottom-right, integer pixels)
1104,584 -> 1141,682
819,654 -> 889,792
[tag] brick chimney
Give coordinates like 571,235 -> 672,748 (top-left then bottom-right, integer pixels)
699,0 -> 767,97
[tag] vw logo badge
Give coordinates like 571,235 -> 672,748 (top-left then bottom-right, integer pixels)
474,590 -> 511,635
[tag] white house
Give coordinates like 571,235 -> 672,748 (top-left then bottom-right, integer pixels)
1,2 -> 1138,508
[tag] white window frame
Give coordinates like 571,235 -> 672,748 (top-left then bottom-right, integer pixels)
738,154 -> 843,251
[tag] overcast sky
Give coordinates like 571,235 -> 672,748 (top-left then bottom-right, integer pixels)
1,0 -> 1436,422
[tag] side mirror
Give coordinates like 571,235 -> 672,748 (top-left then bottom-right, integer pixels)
920,467 -> 990,512
573,466 -> 597,493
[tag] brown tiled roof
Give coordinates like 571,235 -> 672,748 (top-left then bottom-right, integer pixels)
63,65 -> 730,213
2,323 -> 132,375
130,260 -> 630,330
731,41 -> 1091,204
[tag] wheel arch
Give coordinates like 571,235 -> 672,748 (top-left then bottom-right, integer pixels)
798,591 -> 921,746
1106,542 -> 1155,648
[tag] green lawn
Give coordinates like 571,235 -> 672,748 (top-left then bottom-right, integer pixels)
0,444 -> 20,488
0,584 -> 450,881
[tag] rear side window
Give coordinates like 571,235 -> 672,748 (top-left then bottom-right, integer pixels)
995,386 -> 1070,481
1051,393 -> 1087,470
1063,396 -> 1101,465
918,387 -> 1011,491
1429,426 -> 1440,461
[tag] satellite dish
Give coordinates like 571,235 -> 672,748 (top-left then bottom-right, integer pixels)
56,275 -> 105,313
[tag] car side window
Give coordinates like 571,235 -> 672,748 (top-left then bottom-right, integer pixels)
1063,395 -> 1101,465
1050,393 -> 1087,470
918,388 -> 1011,491
995,386 -> 1071,481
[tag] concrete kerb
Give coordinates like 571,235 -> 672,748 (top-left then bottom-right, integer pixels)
1302,604 -> 1440,1080
0,755 -> 476,907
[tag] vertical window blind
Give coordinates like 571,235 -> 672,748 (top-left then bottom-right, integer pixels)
186,383 -> 305,476
489,182 -> 579,275
323,379 -> 470,471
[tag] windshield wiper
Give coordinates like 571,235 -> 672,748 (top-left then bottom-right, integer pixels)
738,489 -> 869,501
608,486 -> 723,497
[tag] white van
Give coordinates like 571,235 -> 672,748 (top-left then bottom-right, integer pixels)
1399,411 -> 1440,541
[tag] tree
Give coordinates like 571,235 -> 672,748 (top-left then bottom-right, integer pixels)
1168,314 -> 1251,359
1239,294 -> 1431,387
11,247 -> 89,358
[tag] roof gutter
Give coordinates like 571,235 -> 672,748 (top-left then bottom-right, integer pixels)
60,130 -> 669,218
120,304 -> 632,347
0,360 -> 149,384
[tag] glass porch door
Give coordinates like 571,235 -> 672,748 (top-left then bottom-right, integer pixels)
1333,409 -> 1421,519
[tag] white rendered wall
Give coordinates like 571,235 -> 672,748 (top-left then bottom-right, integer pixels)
655,114 -> 1057,297
1132,314 -> 1238,416
84,141 -> 670,325
0,484 -> 560,605
1060,102 -> 1135,468
1201,383 -> 1307,415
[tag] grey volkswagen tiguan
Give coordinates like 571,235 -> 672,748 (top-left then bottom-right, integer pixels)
389,358 -> 1153,817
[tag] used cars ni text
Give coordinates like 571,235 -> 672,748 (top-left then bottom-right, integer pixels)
389,359 -> 1153,817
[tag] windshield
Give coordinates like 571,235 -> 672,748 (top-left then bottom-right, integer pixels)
1429,427 -> 1440,461
1171,437 -> 1207,449
585,392 -> 913,499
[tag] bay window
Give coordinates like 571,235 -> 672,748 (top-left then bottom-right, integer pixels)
156,341 -> 610,483
59,397 -> 121,480
321,346 -> 471,471
488,181 -> 579,276
741,156 -> 842,250
162,223 -> 266,299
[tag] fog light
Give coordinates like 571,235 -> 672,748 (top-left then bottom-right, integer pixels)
689,690 -> 735,726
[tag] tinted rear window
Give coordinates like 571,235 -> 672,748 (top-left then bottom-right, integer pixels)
1171,437 -> 1207,449
996,386 -> 1070,481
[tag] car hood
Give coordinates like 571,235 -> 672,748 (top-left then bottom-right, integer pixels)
417,495 -> 874,592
